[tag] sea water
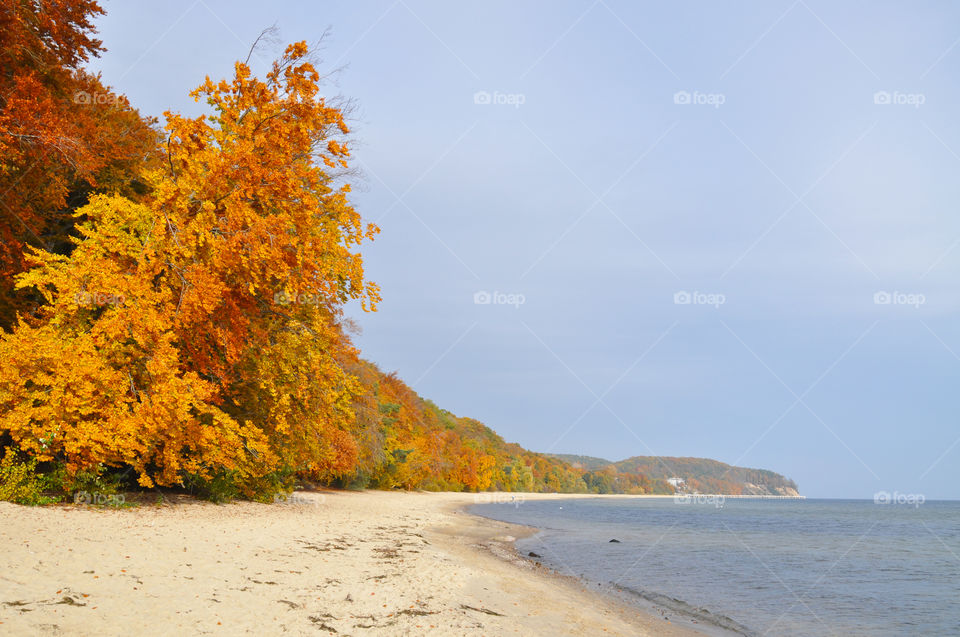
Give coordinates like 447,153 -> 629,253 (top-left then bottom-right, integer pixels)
471,498 -> 960,636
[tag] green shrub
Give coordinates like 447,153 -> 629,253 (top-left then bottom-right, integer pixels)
60,464 -> 132,507
184,468 -> 294,503
0,449 -> 59,505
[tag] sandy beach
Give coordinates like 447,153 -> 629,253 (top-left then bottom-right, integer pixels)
0,491 -> 708,636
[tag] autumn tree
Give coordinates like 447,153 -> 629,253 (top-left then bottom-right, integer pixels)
0,41 -> 379,496
0,0 -> 158,329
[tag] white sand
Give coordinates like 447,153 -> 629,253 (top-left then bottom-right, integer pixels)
0,491 -> 706,636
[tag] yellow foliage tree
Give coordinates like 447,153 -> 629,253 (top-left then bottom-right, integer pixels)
0,43 -> 378,493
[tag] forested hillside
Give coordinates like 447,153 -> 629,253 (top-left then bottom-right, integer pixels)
550,454 -> 800,496
0,1 -> 797,503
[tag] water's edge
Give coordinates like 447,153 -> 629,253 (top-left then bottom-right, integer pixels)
609,583 -> 756,637
468,504 -> 753,636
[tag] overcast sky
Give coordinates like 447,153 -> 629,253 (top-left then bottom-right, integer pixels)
90,0 -> 960,499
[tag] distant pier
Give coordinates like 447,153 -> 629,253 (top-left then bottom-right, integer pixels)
677,494 -> 806,500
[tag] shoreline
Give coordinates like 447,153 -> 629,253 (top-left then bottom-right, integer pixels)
433,493 -> 712,635
453,495 -> 742,637
0,490 -> 714,636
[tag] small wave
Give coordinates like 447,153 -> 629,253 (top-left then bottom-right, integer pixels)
610,583 -> 757,636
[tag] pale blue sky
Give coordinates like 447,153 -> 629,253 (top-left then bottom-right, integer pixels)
90,1 -> 960,498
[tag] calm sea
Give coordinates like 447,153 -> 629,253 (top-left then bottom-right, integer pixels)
471,498 -> 960,636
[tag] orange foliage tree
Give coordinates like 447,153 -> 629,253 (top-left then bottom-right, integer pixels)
0,0 -> 157,329
0,42 -> 379,495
